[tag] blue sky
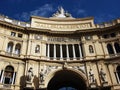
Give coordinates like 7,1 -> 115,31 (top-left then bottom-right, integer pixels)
0,0 -> 120,23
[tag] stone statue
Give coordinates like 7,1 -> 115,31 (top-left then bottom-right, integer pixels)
58,7 -> 65,15
89,69 -> 95,83
52,6 -> 72,18
63,62 -> 68,69
39,69 -> 44,83
65,11 -> 72,17
99,68 -> 106,82
27,67 -> 34,82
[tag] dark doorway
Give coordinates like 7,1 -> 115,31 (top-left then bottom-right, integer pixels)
47,70 -> 87,90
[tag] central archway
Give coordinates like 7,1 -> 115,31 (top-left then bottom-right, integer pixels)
47,69 -> 87,90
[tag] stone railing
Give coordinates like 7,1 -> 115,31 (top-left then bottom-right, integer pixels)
96,18 -> 120,28
0,14 -> 30,27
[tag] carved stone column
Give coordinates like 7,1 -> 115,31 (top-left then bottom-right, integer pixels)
12,72 -> 16,85
54,44 -> 56,60
47,44 -> 50,60
66,44 -> 69,60
79,44 -> 83,60
72,44 -> 76,60
112,43 -> 117,56
0,70 -> 4,83
60,44 -> 63,60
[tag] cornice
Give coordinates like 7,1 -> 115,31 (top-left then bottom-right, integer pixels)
0,20 -> 25,30
99,37 -> 119,43
3,25 -> 120,35
0,17 -> 120,35
31,16 -> 94,22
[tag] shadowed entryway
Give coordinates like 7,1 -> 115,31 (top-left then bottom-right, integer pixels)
47,69 -> 87,90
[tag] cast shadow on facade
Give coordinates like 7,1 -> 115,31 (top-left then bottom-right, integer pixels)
20,75 -> 39,90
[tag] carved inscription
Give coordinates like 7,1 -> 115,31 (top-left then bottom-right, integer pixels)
34,22 -> 91,30
47,37 -> 80,42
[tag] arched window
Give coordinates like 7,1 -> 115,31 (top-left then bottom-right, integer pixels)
114,43 -> 120,53
35,45 -> 40,53
3,66 -> 14,84
110,33 -> 116,37
107,44 -> 114,54
7,42 -> 14,53
116,66 -> 120,83
14,43 -> 21,55
89,45 -> 94,53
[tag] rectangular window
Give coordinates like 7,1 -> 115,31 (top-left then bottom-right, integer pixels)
56,44 -> 60,58
11,32 -> 16,37
68,44 -> 73,58
18,33 -> 23,38
62,44 -> 67,59
50,44 -> 54,58
74,44 -> 80,57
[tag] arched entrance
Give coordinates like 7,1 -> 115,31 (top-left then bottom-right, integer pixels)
47,69 -> 87,90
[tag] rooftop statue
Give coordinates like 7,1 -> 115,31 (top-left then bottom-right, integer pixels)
52,6 -> 72,18
58,7 -> 65,15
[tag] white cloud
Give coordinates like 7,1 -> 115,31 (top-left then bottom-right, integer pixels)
15,4 -> 54,21
30,4 -> 54,16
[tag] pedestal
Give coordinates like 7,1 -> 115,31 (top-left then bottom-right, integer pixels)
24,82 -> 34,90
90,83 -> 97,88
25,81 -> 34,90
102,81 -> 108,87
26,82 -> 32,87
39,83 -> 45,89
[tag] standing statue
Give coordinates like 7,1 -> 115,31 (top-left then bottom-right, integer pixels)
89,69 -> 95,83
27,67 -> 34,82
63,62 -> 68,69
58,7 -> 65,15
65,11 -> 72,17
39,69 -> 44,83
99,68 -> 106,82
52,6 -> 72,18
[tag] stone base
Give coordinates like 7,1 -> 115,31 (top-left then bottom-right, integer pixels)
90,83 -> 97,88
39,83 -> 45,89
102,81 -> 108,87
26,82 -> 33,88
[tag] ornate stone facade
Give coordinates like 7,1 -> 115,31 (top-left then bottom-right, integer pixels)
0,8 -> 120,90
